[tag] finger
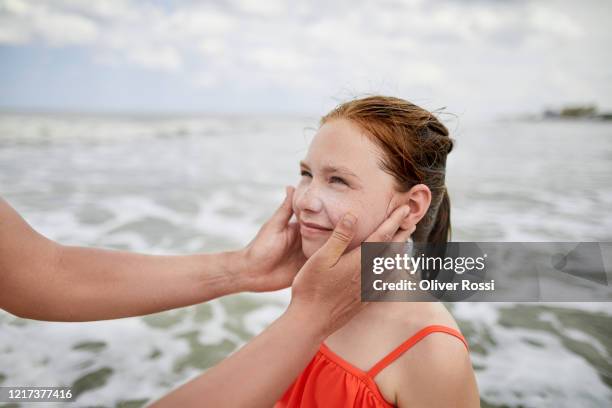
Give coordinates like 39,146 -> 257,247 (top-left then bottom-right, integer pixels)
392,227 -> 412,243
365,205 -> 410,243
314,213 -> 357,267
287,220 -> 300,233
269,186 -> 295,228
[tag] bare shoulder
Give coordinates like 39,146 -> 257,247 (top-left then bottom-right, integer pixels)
394,327 -> 480,408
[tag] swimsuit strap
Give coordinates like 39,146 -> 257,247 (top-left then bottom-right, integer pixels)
366,325 -> 469,378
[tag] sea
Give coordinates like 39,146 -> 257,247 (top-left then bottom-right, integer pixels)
0,112 -> 611,407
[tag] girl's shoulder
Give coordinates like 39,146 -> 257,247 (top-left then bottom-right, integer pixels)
377,302 -> 467,369
378,305 -> 478,407
389,329 -> 478,407
325,303 -> 468,405
366,303 -> 471,405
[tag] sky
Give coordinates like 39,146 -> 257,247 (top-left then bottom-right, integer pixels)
0,0 -> 611,118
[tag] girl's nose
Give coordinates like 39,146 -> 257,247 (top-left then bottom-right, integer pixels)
295,185 -> 324,213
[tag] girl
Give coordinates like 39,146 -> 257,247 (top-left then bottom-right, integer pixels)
275,96 -> 480,407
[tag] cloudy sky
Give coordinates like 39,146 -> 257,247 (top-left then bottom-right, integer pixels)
0,0 -> 610,118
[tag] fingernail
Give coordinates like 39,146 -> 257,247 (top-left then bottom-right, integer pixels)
342,213 -> 357,228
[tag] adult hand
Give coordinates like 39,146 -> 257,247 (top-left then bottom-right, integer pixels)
147,205 -> 413,408
289,205 -> 413,336
238,186 -> 307,292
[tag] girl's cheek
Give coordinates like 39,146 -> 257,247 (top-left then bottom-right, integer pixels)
326,189 -> 370,225
325,200 -> 352,228
291,195 -> 298,215
292,186 -> 304,215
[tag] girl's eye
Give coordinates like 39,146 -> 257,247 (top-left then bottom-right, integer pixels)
330,176 -> 348,186
300,170 -> 312,178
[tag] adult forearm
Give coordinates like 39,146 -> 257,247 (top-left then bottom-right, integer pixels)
2,242 -> 250,321
149,303 -> 326,407
0,197 -> 283,321
53,246 -> 249,321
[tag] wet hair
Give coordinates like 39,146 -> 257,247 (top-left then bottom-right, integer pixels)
320,95 -> 454,245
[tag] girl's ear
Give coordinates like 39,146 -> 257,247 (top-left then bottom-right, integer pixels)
390,184 -> 432,231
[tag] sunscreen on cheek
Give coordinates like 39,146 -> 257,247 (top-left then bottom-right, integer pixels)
318,189 -> 349,223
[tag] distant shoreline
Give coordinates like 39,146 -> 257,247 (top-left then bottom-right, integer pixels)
539,105 -> 612,121
514,115 -> 612,122
507,105 -> 612,122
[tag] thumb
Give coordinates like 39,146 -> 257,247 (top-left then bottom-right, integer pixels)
269,186 -> 295,228
314,213 -> 357,267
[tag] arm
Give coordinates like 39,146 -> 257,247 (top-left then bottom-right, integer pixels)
0,188 -> 303,321
149,301 -> 327,407
150,206 -> 413,407
0,198 -> 247,321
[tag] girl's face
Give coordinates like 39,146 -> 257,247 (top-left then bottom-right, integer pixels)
293,118 -> 401,258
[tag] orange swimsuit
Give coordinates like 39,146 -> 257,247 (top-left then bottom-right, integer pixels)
275,325 -> 469,408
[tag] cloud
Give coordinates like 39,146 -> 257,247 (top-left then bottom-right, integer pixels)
0,0 -> 610,115
0,0 -> 99,45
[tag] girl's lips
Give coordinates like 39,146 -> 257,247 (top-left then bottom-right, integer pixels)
300,221 -> 333,237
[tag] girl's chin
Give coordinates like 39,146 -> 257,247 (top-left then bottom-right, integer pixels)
301,239 -> 325,259
301,238 -> 360,259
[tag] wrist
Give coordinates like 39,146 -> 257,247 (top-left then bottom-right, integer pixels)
223,249 -> 254,293
229,246 -> 272,293
194,250 -> 251,299
226,248 -> 256,292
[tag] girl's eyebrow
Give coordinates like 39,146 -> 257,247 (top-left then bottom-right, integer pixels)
324,164 -> 359,178
300,160 -> 360,179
